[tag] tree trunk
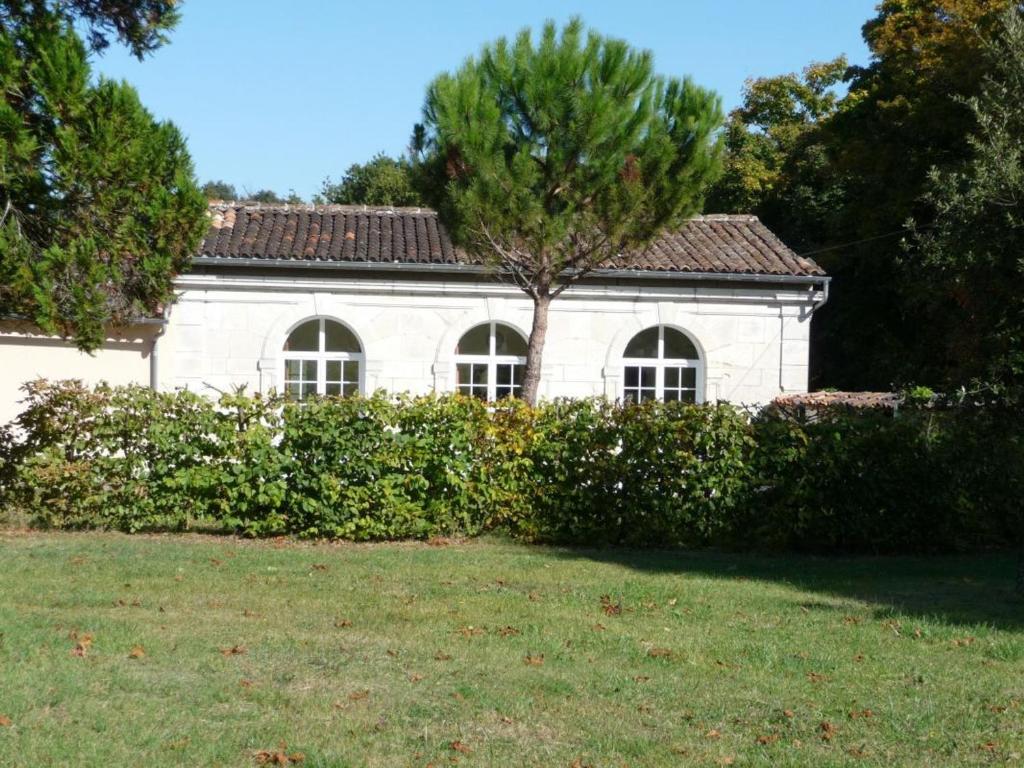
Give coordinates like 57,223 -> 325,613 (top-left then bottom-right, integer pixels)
521,292 -> 551,405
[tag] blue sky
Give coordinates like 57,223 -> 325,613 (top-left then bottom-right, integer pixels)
91,1 -> 879,200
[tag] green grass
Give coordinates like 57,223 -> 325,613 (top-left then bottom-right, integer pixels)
0,531 -> 1021,767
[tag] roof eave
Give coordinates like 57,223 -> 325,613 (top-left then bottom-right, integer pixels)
189,256 -> 829,284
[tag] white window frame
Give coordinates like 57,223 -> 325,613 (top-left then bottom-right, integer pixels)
454,321 -> 527,402
282,317 -> 364,399
622,325 -> 704,404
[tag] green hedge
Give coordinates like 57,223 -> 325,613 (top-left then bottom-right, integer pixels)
2,380 -> 1020,552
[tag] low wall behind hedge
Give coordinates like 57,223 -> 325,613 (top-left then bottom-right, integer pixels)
2,381 -> 1020,552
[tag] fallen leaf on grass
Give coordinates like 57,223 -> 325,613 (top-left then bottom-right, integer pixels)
980,741 -> 999,753
243,610 -> 263,619
806,672 -> 828,684
456,626 -> 485,638
240,679 -> 255,688
952,637 -> 976,647
334,619 -> 352,628
647,647 -> 673,659
633,675 -> 650,683
842,616 -> 862,625
128,645 -> 145,659
718,756 -> 735,766
528,590 -> 541,602
311,564 -> 328,571
254,741 -> 304,765
70,632 -> 93,657
848,746 -> 869,758
591,623 -> 606,632
757,733 -> 780,745
434,651 -> 453,661
0,715 -> 11,727
853,653 -> 865,662
706,729 -> 721,739
819,721 -> 837,741
220,645 -> 247,657
600,595 -> 622,616
524,653 -> 544,666
347,690 -> 369,702
497,626 -> 520,638
570,759 -> 593,768
408,673 -> 424,683
450,740 -> 471,754
848,709 -> 874,719
783,709 -> 795,718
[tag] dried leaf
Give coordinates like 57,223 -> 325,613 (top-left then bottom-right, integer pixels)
434,651 -> 453,661
128,645 -> 145,659
524,653 -> 544,666
450,740 -> 471,754
456,626 -> 485,638
757,733 -> 780,745
334,619 -> 352,628
648,647 -> 673,659
0,715 -> 11,727
706,729 -> 721,739
408,673 -> 424,683
348,689 -> 369,702
848,708 -> 874,719
600,595 -> 622,616
220,644 -> 247,657
819,721 -> 837,741
497,626 -> 520,638
806,672 -> 827,684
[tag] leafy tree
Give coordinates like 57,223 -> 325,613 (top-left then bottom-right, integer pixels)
201,180 -> 239,200
415,18 -> 723,403
918,7 -> 1024,385
0,1 -> 206,350
714,0 -> 1019,390
317,153 -> 421,206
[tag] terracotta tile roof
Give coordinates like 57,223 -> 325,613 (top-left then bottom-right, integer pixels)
198,204 -> 825,278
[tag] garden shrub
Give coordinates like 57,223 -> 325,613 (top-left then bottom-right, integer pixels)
1,380 -> 1020,552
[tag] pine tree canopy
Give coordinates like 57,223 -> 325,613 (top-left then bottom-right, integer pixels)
415,17 -> 723,402
0,2 -> 206,350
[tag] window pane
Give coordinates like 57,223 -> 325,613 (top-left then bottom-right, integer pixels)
456,324 -> 490,355
343,382 -> 359,397
284,319 -> 319,352
301,383 -> 317,400
324,320 -> 361,353
494,324 -> 527,356
640,388 -> 657,402
285,382 -> 302,399
664,390 -> 679,402
302,360 -> 317,380
497,365 -> 511,386
624,327 -> 659,358
664,328 -> 698,359
681,390 -> 696,404
456,363 -> 472,387
640,367 -> 655,387
665,367 -> 679,388
624,367 -> 639,387
512,365 -> 524,385
343,361 -> 360,382
285,359 -> 302,379
326,360 -> 341,381
325,382 -> 341,396
680,367 -> 697,388
495,386 -> 513,400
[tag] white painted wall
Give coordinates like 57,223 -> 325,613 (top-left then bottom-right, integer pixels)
0,322 -> 158,424
162,271 -> 821,406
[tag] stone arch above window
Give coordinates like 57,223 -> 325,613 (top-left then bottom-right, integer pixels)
454,322 -> 527,401
622,325 -> 703,403
282,317 -> 363,399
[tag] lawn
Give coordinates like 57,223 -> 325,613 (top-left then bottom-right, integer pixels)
0,532 -> 1021,767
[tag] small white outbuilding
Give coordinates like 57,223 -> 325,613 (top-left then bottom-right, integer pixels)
0,204 -> 829,422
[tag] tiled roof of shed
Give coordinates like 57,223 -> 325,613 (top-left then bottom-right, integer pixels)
198,204 -> 825,278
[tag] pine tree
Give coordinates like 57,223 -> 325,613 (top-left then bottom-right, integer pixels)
0,2 -> 205,350
415,18 -> 723,403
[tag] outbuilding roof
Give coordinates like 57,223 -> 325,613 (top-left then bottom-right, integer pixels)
198,204 -> 825,278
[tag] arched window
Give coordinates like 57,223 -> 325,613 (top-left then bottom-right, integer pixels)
622,326 -> 702,403
455,322 -> 527,401
283,318 -> 362,399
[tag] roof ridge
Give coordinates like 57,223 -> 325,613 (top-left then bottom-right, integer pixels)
207,202 -> 433,215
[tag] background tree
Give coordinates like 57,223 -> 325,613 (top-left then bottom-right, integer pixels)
0,1 -> 207,350
201,180 -> 239,200
415,18 -> 723,403
713,0 -> 1018,390
316,153 -> 421,206
918,7 -> 1024,387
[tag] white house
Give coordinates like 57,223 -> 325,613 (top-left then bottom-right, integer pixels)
0,204 -> 828,421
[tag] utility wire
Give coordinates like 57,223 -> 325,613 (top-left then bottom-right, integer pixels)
795,225 -> 932,258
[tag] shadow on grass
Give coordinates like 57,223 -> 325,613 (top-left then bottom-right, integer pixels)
548,546 -> 1024,631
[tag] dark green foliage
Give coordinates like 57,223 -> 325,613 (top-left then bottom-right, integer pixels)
917,8 -> 1024,385
4,381 -> 1019,553
317,153 -> 422,207
0,5 -> 207,350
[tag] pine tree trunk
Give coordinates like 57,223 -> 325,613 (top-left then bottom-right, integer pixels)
521,292 -> 551,405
